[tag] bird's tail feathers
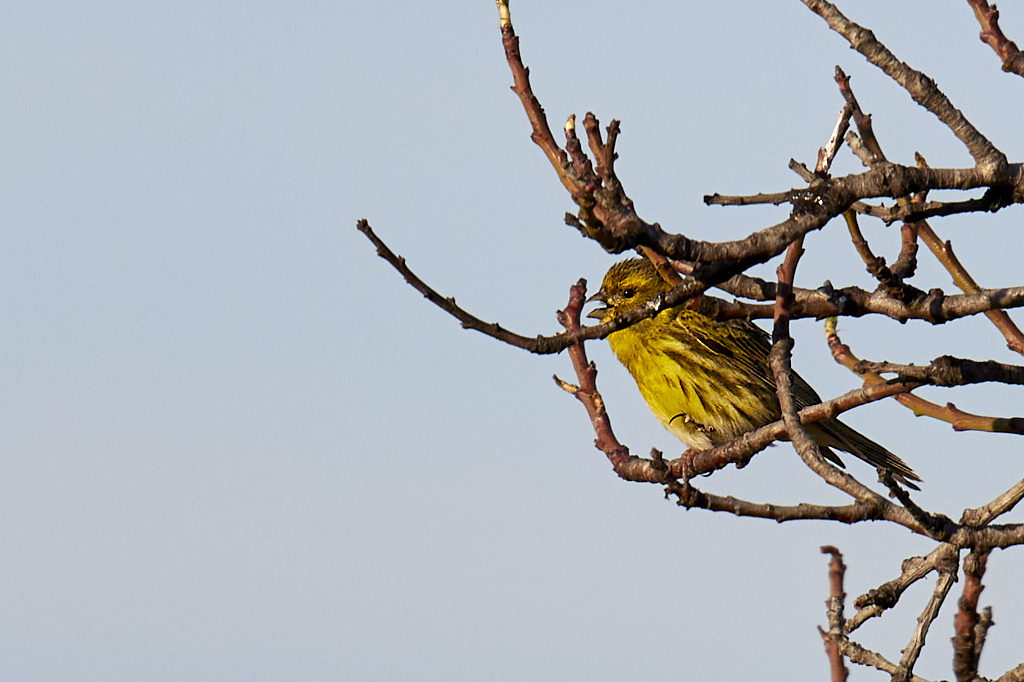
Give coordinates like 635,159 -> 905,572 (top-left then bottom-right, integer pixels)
810,419 -> 921,490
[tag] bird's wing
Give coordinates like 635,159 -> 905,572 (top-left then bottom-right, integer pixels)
678,313 -> 775,383
678,311 -> 829,407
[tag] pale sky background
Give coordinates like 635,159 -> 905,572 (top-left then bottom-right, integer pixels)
2,1 -> 1022,681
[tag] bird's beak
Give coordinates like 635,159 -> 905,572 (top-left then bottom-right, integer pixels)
585,290 -> 608,320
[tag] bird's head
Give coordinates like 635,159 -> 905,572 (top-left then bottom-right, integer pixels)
586,258 -> 672,324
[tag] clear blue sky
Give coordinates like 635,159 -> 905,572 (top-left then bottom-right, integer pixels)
2,1 -> 1022,680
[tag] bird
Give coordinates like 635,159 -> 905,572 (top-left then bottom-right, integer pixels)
586,257 -> 920,488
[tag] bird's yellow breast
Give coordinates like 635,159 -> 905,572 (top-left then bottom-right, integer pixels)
607,310 -> 778,449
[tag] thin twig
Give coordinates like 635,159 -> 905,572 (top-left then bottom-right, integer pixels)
967,0 -> 1024,77
826,319 -> 1024,434
858,356 -> 1024,388
357,219 -> 541,349
820,546 -> 850,682
952,550 -> 989,682
554,279 -> 633,470
771,238 -> 847,489
359,218 -> 712,353
898,569 -> 957,679
918,220 -> 1024,356
361,220 -> 1024,362
668,480 -> 884,524
840,639 -> 933,682
802,0 -> 1008,173
835,66 -> 886,162
848,544 -> 959,633
961,478 -> 1024,526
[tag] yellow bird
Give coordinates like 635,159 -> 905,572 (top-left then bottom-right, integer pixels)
587,257 -> 920,488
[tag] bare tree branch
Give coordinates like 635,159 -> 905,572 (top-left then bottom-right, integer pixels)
553,279 -> 632,470
802,0 -> 1008,173
918,219 -> 1024,355
858,356 -> 1024,388
826,319 -> 1024,434
961,478 -> 1024,526
995,662 -> 1024,682
953,550 -> 989,682
820,546 -> 850,682
899,568 -> 958,679
967,0 -> 1024,77
839,638 -> 933,682
668,482 -> 886,523
848,544 -> 959,633
360,219 -> 1024,364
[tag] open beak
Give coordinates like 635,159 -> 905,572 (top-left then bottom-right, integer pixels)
585,290 -> 608,320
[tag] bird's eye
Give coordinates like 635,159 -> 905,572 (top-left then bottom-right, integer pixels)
621,288 -> 636,298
